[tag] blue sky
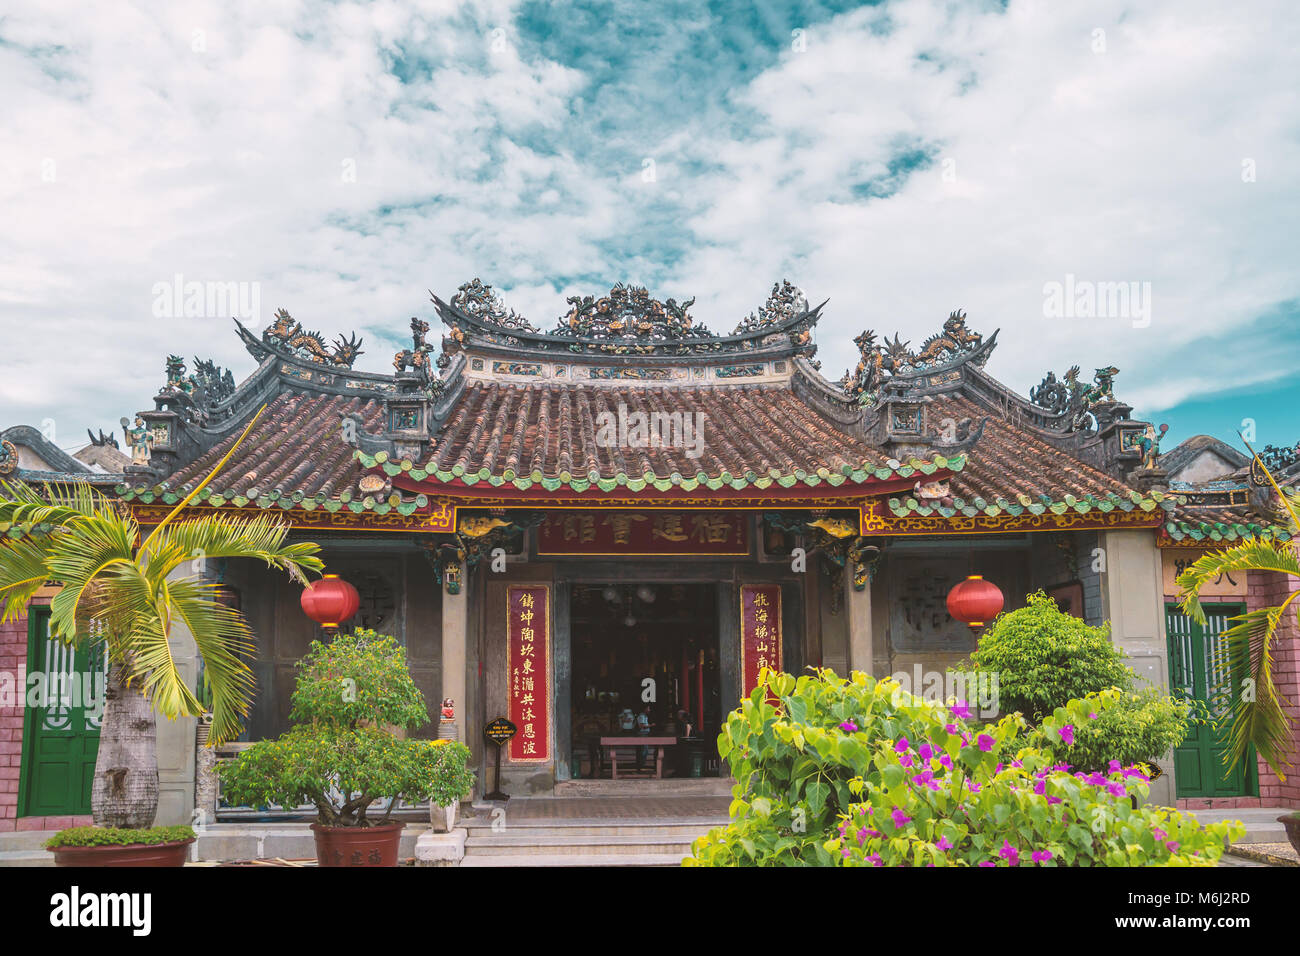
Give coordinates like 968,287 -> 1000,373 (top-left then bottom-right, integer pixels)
1,0 -> 1298,456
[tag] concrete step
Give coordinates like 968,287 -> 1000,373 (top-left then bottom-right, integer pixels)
466,833 -> 696,856
0,849 -> 55,867
463,822 -> 723,840
461,852 -> 685,867
0,831 -> 60,852
1187,808 -> 1289,844
553,778 -> 734,797
193,824 -> 430,863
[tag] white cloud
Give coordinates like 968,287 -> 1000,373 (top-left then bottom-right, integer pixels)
0,0 -> 1297,444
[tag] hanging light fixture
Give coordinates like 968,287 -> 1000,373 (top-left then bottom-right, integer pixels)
301,574 -> 360,630
946,575 -> 1004,629
636,584 -> 656,603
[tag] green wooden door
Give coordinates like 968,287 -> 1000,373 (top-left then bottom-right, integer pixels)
18,609 -> 105,816
1165,603 -> 1257,798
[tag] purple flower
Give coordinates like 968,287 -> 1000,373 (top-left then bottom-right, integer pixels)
1106,782 -> 1126,798
1152,827 -> 1166,841
967,781 -> 981,794
918,742 -> 934,762
939,754 -> 953,770
891,808 -> 912,829
936,835 -> 954,851
1047,795 -> 1062,805
842,846 -> 850,858
1033,780 -> 1046,795
839,721 -> 859,733
895,737 -> 911,753
1108,759 -> 1122,773
867,853 -> 883,867
899,752 -> 914,769
857,827 -> 870,845
977,734 -> 994,752
1088,712 -> 1098,720
1059,724 -> 1075,746
1032,850 -> 1053,863
998,841 -> 1019,866
951,702 -> 973,720
978,861 -> 995,867
1165,841 -> 1180,852
944,723 -> 960,734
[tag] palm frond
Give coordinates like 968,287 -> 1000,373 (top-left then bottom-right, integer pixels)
145,513 -> 323,585
1176,540 -> 1300,625
117,574 -> 204,719
139,404 -> 267,552
165,578 -> 258,744
0,533 -> 56,622
1214,606 -> 1294,779
44,512 -> 139,642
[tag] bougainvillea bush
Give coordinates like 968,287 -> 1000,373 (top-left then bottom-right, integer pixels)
684,669 -> 1242,867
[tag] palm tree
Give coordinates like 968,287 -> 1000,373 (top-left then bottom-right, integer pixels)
1176,447 -> 1298,782
0,410 -> 322,828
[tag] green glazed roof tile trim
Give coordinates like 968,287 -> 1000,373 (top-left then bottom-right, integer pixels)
352,449 -> 966,493
886,490 -> 1177,520
1164,519 -> 1292,543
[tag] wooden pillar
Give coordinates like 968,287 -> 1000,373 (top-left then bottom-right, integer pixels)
846,563 -> 874,678
554,579 -> 572,781
440,571 -> 468,743
717,579 -> 739,713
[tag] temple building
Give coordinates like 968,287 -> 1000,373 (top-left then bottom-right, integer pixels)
2,278 -> 1297,832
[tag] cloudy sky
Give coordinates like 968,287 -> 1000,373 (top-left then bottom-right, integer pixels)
2,0 -> 1297,458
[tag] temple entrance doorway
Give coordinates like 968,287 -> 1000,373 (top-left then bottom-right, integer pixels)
569,583 -> 722,780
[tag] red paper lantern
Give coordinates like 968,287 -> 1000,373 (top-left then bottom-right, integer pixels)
946,575 -> 1004,628
301,574 -> 360,630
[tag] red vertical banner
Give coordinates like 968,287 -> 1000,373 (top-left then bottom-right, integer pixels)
739,584 -> 782,698
507,585 -> 551,762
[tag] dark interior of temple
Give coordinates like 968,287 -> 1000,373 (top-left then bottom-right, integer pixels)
569,583 -> 722,778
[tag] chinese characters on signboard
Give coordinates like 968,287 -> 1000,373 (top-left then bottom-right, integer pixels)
536,511 -> 748,555
507,585 -> 551,762
739,584 -> 782,698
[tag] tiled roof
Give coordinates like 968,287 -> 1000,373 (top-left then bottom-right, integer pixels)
883,395 -> 1173,517
364,381 -> 961,492
116,393 -> 412,513
1163,501 -> 1292,544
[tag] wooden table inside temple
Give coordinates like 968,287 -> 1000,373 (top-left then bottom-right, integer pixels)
592,736 -> 678,779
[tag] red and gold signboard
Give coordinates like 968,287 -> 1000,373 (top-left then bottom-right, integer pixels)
536,510 -> 748,556
739,584 -> 782,698
507,585 -> 551,762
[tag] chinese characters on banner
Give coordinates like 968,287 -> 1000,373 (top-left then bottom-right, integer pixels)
507,585 -> 551,762
536,511 -> 748,555
739,584 -> 782,698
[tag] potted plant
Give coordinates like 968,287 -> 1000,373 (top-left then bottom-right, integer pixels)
0,409 -> 324,865
45,826 -> 196,868
1279,811 -> 1300,856
220,628 -> 460,866
426,740 -> 475,833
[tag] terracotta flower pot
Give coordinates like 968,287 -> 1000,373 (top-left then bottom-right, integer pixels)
1278,814 -> 1300,857
310,822 -> 405,867
50,838 -> 194,867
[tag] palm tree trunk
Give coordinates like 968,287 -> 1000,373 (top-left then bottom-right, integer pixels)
91,660 -> 159,828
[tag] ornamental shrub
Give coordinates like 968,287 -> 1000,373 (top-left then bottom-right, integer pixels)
966,591 -> 1132,721
220,629 -> 474,827
44,825 -> 195,849
1028,687 -> 1194,774
684,669 -> 1242,867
